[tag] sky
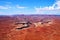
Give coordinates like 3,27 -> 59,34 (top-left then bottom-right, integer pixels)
0,0 -> 60,15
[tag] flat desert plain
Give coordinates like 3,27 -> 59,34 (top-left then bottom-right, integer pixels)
0,15 -> 60,40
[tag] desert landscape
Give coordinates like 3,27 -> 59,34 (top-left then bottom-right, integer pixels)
0,15 -> 60,40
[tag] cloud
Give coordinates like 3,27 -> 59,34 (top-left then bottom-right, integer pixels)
35,0 -> 60,15
55,0 -> 60,9
0,6 -> 11,9
16,5 -> 26,9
